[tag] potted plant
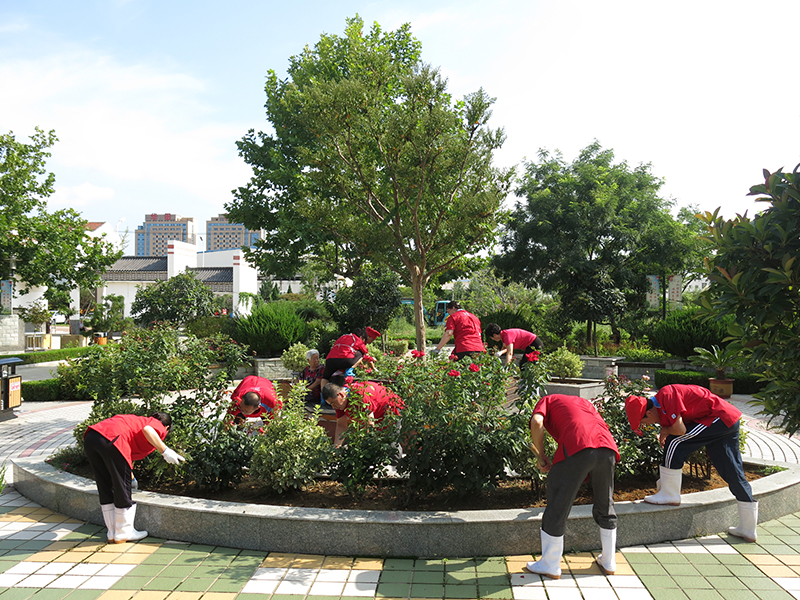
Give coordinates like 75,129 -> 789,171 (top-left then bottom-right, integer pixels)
17,301 -> 53,349
688,345 -> 743,398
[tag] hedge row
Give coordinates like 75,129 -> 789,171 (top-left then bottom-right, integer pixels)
654,369 -> 766,394
3,346 -> 94,365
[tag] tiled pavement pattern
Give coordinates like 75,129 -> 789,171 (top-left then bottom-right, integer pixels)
2,397 -> 800,599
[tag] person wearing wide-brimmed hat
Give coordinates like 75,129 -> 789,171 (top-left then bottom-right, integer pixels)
625,384 -> 757,542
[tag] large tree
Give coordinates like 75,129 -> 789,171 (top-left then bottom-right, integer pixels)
698,166 -> 800,434
0,128 -> 121,301
494,141 -> 697,345
226,16 -> 512,349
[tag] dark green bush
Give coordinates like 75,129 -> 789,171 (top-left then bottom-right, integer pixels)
653,369 -> 765,394
21,379 -> 61,402
184,315 -> 235,338
234,302 -> 308,358
648,307 -> 732,359
4,346 -> 93,365
480,309 -> 534,350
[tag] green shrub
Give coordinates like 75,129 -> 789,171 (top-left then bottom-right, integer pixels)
21,379 -> 61,402
281,342 -> 310,373
181,417 -> 255,492
3,346 -> 93,365
317,327 -> 342,357
250,382 -> 333,493
234,302 -> 308,357
654,369 -> 766,394
184,315 -> 234,338
46,445 -> 88,472
617,346 -> 673,363
480,309 -> 534,350
648,307 -> 732,359
542,346 -> 583,380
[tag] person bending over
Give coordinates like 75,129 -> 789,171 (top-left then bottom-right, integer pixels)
321,379 -> 403,447
485,323 -> 543,368
229,375 -> 282,424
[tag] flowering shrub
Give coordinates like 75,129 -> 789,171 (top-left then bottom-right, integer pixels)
250,382 -> 333,493
393,352 -> 528,497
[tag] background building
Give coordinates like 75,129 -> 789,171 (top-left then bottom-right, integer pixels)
135,213 -> 197,256
204,214 -> 261,251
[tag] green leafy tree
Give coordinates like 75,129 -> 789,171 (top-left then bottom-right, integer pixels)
0,128 -> 121,295
698,166 -> 800,434
327,264 -> 402,335
494,142 -> 697,346
226,16 -> 513,350
130,271 -> 215,326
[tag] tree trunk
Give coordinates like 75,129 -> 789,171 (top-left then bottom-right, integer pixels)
412,274 -> 427,351
585,320 -> 592,347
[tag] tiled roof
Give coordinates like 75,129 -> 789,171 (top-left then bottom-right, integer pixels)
85,222 -> 105,231
106,256 -> 168,272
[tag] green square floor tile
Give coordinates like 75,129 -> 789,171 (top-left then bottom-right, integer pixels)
409,583 -> 444,598
190,566 -> 226,578
0,590 -> 36,600
199,556 -> 234,567
474,559 -> 506,573
444,559 -> 475,570
306,596 -> 340,600
380,571 -> 413,583
141,577 -> 184,591
141,554 -> 176,565
152,547 -> 184,556
633,563 -> 669,576
640,575 -> 680,589
376,582 -> 410,597
159,565 -> 196,579
0,550 -> 35,561
29,590 -> 72,600
174,578 -> 214,593
649,589 -> 690,600
237,550 -> 267,558
187,544 -> 215,552
412,572 -> 442,584
718,591 -> 760,600
653,553 -> 689,564
0,540 -> 23,550
415,559 -> 444,571
444,584 -> 477,599
383,559 -> 416,571
704,576 -> 747,590
15,541 -> 51,551
477,585 -> 513,599
73,524 -> 102,535
684,590 -> 724,600
690,563 -> 732,577
754,589 -> 794,600
729,565 -> 763,578
740,577 -> 785,591
206,578 -> 246,593
715,554 -> 751,566
672,575 -> 712,589
63,592 -> 103,600
623,552 -> 658,564
211,547 -> 240,555
667,564 -> 702,577
110,576 -> 153,590
474,575 -> 507,587
445,572 -> 477,584
128,564 -> 166,577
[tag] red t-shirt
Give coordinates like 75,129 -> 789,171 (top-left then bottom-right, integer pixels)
230,375 -> 281,419
335,381 -> 404,422
500,329 -> 537,350
87,414 -> 168,468
654,384 -> 741,428
445,310 -> 485,353
533,394 -> 619,464
327,333 -> 371,360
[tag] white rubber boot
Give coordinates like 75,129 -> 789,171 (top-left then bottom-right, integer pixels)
596,527 -> 617,575
113,504 -> 148,543
644,467 -> 682,505
728,501 -> 758,542
100,504 -> 116,542
526,530 -> 563,579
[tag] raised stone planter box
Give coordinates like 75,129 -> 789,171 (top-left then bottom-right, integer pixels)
580,356 -> 624,380
544,378 -> 605,399
617,362 -> 666,381
12,456 -> 800,558
253,357 -> 292,380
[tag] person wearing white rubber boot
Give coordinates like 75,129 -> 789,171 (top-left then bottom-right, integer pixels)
526,394 -> 619,579
84,412 -> 185,543
626,385 -> 757,539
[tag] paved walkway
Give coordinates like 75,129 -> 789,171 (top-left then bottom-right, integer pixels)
1,396 -> 800,600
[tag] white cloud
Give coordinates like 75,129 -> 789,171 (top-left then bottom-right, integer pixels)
0,17 -> 28,34
50,182 -> 116,209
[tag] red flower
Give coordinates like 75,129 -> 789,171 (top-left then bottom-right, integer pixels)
345,375 -> 354,384
525,351 -> 541,362
411,350 -> 425,358
448,369 -> 461,377
468,363 -> 480,372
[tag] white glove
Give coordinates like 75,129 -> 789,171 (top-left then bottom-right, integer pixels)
495,351 -> 503,358
162,447 -> 185,465
431,348 -> 440,356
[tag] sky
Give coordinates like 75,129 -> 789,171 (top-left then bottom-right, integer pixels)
2,0 -> 798,255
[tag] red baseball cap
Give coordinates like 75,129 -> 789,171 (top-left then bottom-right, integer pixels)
625,395 -> 648,436
366,327 -> 381,340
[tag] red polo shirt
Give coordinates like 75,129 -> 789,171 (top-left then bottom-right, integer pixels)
87,414 -> 168,468
230,375 -> 281,419
654,384 -> 741,428
327,333 -> 371,360
533,394 -> 619,464
335,381 -> 404,422
500,328 -> 537,349
445,310 -> 485,353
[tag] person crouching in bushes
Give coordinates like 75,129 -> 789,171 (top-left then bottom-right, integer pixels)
485,323 -> 543,368
228,375 -> 282,424
321,378 -> 403,447
83,412 -> 185,543
319,327 -> 381,395
625,384 -> 758,542
301,349 -> 326,407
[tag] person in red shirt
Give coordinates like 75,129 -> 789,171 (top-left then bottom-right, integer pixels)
321,379 -> 403,447
319,327 -> 380,393
485,323 -> 543,368
84,412 -> 184,543
434,301 -> 485,360
526,394 -> 619,579
625,384 -> 757,541
229,375 -> 282,423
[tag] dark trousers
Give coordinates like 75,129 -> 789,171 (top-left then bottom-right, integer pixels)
454,350 -> 484,360
518,340 -> 544,369
84,429 -> 133,508
662,419 -> 754,502
323,353 -> 362,380
542,447 -> 617,537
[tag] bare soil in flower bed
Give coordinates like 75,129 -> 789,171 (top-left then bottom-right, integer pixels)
68,464 -> 764,512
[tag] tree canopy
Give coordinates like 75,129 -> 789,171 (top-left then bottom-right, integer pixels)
698,166 -> 800,434
130,271 -> 215,326
494,141 -> 698,345
226,16 -> 512,349
0,128 -> 121,300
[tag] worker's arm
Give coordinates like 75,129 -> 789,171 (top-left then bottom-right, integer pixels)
659,415 -> 687,446
334,415 -> 351,447
503,343 -> 515,366
143,425 -> 168,453
529,413 -> 552,472
435,330 -> 454,351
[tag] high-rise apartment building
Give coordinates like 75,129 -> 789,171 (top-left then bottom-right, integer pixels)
135,213 -> 197,256
204,214 -> 261,251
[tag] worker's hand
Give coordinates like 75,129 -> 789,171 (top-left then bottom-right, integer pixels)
131,477 -> 138,490
162,447 -> 186,465
536,456 -> 552,473
431,348 -> 440,356
495,351 -> 503,358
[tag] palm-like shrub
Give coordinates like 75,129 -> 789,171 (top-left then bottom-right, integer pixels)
234,302 -> 308,357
